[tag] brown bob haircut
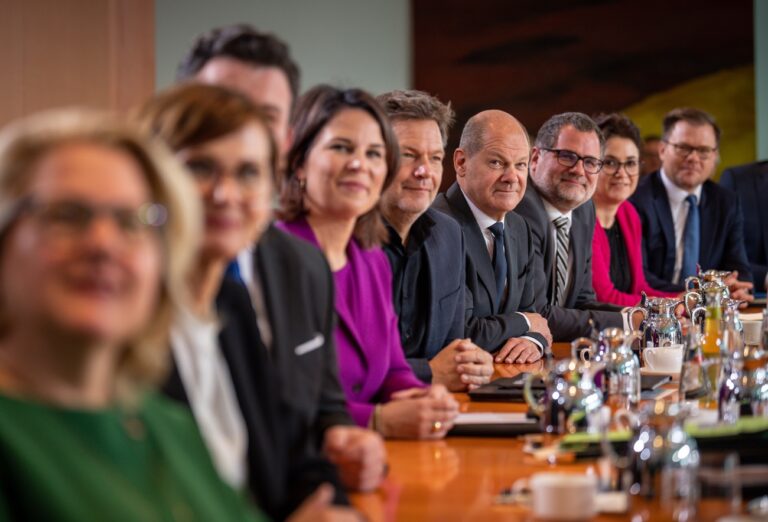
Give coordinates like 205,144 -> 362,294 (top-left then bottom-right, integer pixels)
593,113 -> 643,153
134,82 -> 278,180
280,85 -> 399,249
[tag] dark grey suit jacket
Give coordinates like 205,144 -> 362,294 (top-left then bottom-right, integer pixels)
719,161 -> 768,287
514,186 -> 622,341
432,182 -> 547,352
165,225 -> 353,520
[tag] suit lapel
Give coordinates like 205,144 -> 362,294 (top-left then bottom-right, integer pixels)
651,174 -> 676,271
445,183 -> 498,306
698,182 -> 716,268
500,226 -> 517,313
422,228 -> 441,358
756,168 -> 768,262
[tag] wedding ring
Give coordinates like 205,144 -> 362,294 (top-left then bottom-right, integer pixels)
431,420 -> 443,433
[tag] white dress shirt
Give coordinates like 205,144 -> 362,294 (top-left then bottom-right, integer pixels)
660,169 -> 703,284
171,307 -> 248,489
460,188 -> 543,351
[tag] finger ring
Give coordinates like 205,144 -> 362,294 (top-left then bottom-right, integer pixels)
431,421 -> 443,433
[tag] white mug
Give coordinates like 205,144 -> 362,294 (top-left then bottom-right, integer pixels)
742,320 -> 762,346
514,472 -> 597,520
643,345 -> 683,372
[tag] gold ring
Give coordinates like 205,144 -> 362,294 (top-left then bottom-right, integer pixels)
432,421 -> 443,433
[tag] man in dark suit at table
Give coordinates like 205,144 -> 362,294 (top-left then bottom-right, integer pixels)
377,89 -> 494,390
629,108 -> 753,300
174,24 -> 385,517
515,112 -> 625,342
432,110 -> 552,364
720,160 -> 768,292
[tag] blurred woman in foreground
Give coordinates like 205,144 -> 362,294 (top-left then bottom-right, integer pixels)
0,109 -> 266,520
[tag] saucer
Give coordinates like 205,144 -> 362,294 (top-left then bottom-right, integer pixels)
640,367 -> 680,380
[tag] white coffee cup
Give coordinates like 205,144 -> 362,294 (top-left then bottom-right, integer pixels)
520,472 -> 597,520
643,345 -> 683,373
742,320 -> 762,346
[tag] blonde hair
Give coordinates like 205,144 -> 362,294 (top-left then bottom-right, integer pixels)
0,109 -> 201,403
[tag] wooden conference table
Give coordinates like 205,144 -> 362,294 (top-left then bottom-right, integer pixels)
349,342 -> 740,521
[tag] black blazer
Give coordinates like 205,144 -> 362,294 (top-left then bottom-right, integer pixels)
165,225 -> 352,521
514,186 -> 622,342
394,208 -> 466,381
432,182 -> 546,352
719,161 -> 768,287
629,171 -> 753,291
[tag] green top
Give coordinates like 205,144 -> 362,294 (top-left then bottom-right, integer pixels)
0,390 -> 268,522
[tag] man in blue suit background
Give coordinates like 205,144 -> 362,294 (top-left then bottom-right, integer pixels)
720,160 -> 768,292
629,108 -> 753,300
378,90 -> 494,391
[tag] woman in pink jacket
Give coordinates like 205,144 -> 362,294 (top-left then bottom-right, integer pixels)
591,113 -> 678,306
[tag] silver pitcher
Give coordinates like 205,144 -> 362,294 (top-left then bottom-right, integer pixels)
523,340 -> 604,435
627,292 -> 684,348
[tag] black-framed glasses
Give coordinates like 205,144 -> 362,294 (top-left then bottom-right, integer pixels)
19,197 -> 167,242
663,140 -> 717,160
540,148 -> 603,175
601,157 -> 640,177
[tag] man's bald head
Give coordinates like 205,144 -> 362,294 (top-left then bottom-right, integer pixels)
459,110 -> 530,157
454,110 -> 531,221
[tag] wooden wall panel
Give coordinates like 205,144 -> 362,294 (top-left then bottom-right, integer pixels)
0,0 -> 154,126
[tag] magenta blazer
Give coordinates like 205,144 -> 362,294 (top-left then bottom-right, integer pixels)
592,200 -> 678,306
278,218 -> 425,427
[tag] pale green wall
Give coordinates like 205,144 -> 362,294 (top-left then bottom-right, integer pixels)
155,0 -> 411,95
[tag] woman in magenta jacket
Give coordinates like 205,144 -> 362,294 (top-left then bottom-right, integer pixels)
591,113 -> 678,306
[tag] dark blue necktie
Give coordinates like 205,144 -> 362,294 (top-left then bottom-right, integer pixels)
680,194 -> 699,282
224,259 -> 242,283
488,222 -> 507,311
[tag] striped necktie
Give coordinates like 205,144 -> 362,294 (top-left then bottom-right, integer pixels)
553,216 -> 570,306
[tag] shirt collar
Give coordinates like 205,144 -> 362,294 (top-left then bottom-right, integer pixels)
460,187 -> 501,230
541,197 -> 573,229
660,168 -> 703,204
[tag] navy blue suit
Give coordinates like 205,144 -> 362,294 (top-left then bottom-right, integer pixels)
432,182 -> 548,352
720,161 -> 768,288
629,171 -> 752,292
385,208 -> 466,381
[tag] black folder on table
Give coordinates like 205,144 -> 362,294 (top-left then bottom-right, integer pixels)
468,373 -> 671,403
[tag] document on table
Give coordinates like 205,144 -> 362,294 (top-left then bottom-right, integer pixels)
453,412 -> 536,425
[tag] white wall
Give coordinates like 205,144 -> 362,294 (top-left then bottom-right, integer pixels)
155,0 -> 411,96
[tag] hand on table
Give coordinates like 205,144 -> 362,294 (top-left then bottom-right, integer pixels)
522,312 -> 552,346
494,338 -> 543,364
323,426 -> 386,492
724,271 -> 754,306
379,385 -> 459,439
429,338 -> 493,392
287,483 -> 362,522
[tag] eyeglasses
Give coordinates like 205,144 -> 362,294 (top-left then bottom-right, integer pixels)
601,157 -> 640,177
19,198 -> 166,243
663,140 -> 717,160
184,156 -> 266,195
540,148 -> 603,175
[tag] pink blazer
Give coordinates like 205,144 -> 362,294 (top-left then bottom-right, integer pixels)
592,200 -> 678,306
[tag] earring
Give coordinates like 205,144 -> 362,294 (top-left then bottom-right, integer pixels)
298,177 -> 306,190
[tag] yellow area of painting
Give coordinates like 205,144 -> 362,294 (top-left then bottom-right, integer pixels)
623,65 -> 755,179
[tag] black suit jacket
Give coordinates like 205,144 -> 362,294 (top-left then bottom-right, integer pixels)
390,208 -> 466,381
629,171 -> 753,291
719,161 -> 768,287
165,225 -> 352,521
432,182 -> 546,352
514,186 -> 622,341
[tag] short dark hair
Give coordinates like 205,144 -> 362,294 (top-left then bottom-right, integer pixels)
176,24 -> 300,105
376,90 -> 455,147
662,107 -> 721,146
280,85 -> 399,249
135,83 -> 278,182
535,112 -> 605,153
593,113 -> 642,153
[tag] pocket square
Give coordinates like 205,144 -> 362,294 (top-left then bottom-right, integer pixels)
294,333 -> 324,356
